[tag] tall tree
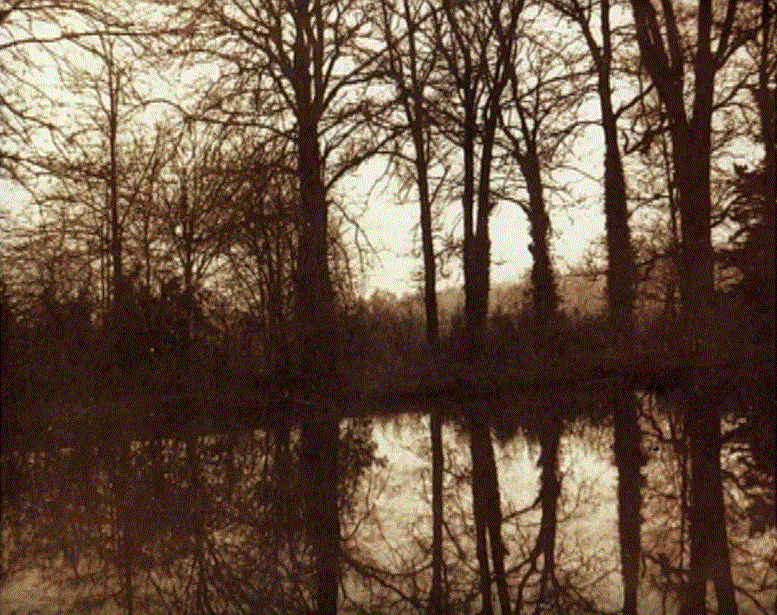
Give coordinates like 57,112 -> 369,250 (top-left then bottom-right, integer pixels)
433,0 -> 525,610
435,0 -> 523,353
171,0 -> 387,608
380,0 -> 441,348
378,1 -> 446,609
628,0 -> 754,611
547,1 -> 644,611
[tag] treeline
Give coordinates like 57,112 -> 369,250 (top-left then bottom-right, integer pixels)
1,0 -> 775,613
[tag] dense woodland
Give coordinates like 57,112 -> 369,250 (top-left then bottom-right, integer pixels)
0,0 -> 775,613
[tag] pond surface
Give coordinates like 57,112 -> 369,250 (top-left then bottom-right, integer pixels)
2,406 -> 775,614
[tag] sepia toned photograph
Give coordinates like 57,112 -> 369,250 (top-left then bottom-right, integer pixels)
1,0 -> 774,612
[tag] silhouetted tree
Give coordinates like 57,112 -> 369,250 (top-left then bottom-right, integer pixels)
433,0 -> 527,608
378,1 -> 448,609
629,0 -> 757,611
545,1 -> 644,610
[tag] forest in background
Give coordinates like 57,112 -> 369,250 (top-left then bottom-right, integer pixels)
1,0 -> 774,612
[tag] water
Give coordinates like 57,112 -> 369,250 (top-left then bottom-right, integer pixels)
2,406 -> 775,614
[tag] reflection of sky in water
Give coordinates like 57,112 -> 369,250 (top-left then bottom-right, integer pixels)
3,411 -> 775,614
1,568 -> 87,614
348,415 -> 624,612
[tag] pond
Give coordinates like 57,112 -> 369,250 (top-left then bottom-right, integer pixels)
2,400 -> 775,614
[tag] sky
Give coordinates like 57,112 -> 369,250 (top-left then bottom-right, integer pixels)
2,114 -> 609,301
2,5 -> 761,303
346,135 -> 608,298
0,1 -> 619,303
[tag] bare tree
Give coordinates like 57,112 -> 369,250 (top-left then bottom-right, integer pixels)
168,0 -> 390,607
498,20 -> 588,612
544,0 -> 645,610
628,0 -> 758,611
378,1 -> 448,609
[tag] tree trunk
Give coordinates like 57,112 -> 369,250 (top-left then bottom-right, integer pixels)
404,9 -> 439,349
462,88 -> 477,354
758,0 -> 775,354
600,91 -> 635,345
107,56 -> 122,313
519,149 -> 558,324
467,235 -> 491,354
296,44 -> 339,605
417,148 -> 439,347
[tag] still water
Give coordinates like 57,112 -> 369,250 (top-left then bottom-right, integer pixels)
2,408 -> 775,614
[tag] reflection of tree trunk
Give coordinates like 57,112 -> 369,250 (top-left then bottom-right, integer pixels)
274,421 -> 292,540
470,415 -> 493,615
667,398 -> 689,602
118,443 -> 134,615
186,435 -> 209,613
429,405 -> 445,614
468,408 -> 510,615
301,412 -> 340,614
683,386 -> 737,615
483,425 -> 510,615
123,535 -> 133,615
122,508 -> 134,615
514,404 -> 561,615
612,385 -> 643,615
536,408 -> 561,611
